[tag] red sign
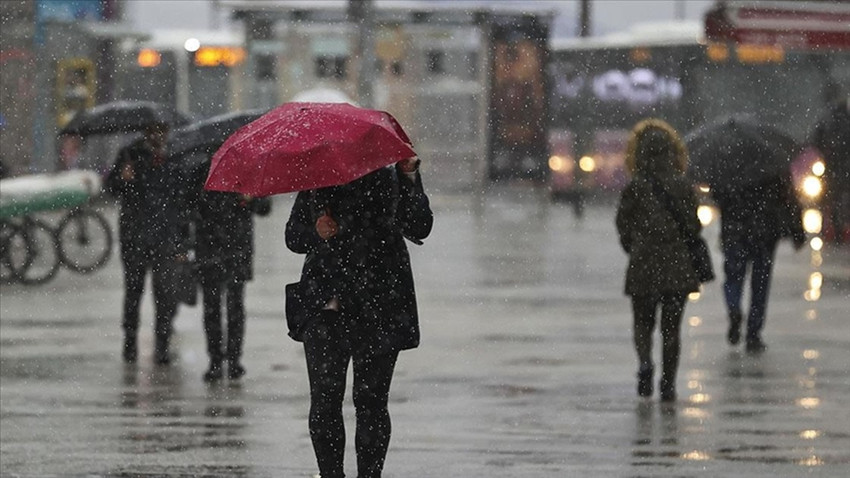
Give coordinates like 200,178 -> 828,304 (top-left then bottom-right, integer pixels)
705,1 -> 850,50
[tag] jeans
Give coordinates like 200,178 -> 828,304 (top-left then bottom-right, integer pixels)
200,271 -> 246,364
304,310 -> 399,478
722,238 -> 778,340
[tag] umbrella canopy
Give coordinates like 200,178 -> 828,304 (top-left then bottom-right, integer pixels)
167,109 -> 268,159
685,117 -> 798,191
204,102 -> 416,196
59,100 -> 190,136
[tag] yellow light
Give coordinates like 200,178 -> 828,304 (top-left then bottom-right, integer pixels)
809,272 -> 823,290
812,160 -> 825,177
800,430 -> 821,440
194,47 -> 247,67
578,155 -> 596,172
137,48 -> 161,68
797,397 -> 821,409
697,205 -> 714,226
804,289 -> 821,302
688,291 -> 701,301
688,316 -> 702,327
706,43 -> 729,62
548,155 -> 568,172
687,380 -> 700,390
798,455 -> 824,466
801,176 -> 823,198
810,237 -> 823,251
682,407 -> 709,419
802,349 -> 820,360
698,184 -> 711,193
689,393 -> 711,404
681,450 -> 711,461
803,209 -> 822,234
806,309 -> 817,321
736,44 -> 784,63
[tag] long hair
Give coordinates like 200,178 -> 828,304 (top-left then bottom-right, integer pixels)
625,118 -> 688,176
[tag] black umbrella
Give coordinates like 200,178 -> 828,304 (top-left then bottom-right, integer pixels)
167,109 -> 267,159
685,117 -> 798,191
59,100 -> 190,136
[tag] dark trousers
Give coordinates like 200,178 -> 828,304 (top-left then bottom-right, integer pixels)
121,245 -> 177,345
631,293 -> 686,388
304,310 -> 398,478
722,238 -> 777,340
200,271 -> 246,364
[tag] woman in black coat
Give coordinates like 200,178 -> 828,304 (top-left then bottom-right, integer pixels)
189,161 -> 271,381
285,158 -> 432,478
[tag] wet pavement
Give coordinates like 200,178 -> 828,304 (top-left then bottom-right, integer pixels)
2,187 -> 849,477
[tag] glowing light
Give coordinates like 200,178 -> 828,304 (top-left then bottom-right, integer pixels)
688,291 -> 701,301
810,237 -> 823,251
137,48 -> 161,68
184,38 -> 201,52
806,309 -> 817,321
797,397 -> 820,409
798,455 -> 824,466
548,155 -> 570,172
194,46 -> 246,67
687,380 -> 700,390
804,289 -> 822,302
698,184 -> 710,193
689,393 -> 711,404
697,205 -> 714,226
802,349 -> 820,360
681,450 -> 711,461
682,407 -> 709,419
811,160 -> 825,177
803,209 -> 822,234
801,176 -> 822,198
809,272 -> 823,290
688,316 -> 702,327
578,155 -> 596,172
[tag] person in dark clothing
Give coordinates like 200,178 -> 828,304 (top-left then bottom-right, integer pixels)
285,158 -> 432,478
811,97 -> 850,243
712,174 -> 806,353
105,122 -> 188,365
616,119 -> 701,402
187,160 -> 271,382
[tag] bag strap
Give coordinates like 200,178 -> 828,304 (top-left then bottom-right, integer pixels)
647,176 -> 696,245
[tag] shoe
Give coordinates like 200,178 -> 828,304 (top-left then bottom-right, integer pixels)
637,367 -> 653,398
746,337 -> 767,354
203,362 -> 223,382
228,361 -> 246,380
122,336 -> 137,364
727,311 -> 742,345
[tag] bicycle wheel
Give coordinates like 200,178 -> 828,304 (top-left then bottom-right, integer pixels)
18,218 -> 62,285
57,208 -> 113,274
1,220 -> 32,283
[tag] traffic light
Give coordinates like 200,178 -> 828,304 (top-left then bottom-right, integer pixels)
56,58 -> 95,128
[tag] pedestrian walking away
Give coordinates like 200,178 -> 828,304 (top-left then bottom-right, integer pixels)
187,157 -> 272,382
105,121 -> 190,365
811,95 -> 850,243
616,119 -> 703,402
285,157 -> 433,478
712,166 -> 806,353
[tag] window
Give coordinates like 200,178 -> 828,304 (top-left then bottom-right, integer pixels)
315,55 -> 348,79
426,50 -> 444,74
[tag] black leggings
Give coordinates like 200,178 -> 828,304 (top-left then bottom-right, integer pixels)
200,272 -> 246,363
631,293 -> 686,386
303,310 -> 398,478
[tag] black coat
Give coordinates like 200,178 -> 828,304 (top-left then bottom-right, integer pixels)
105,139 -> 189,258
285,165 -> 433,354
188,163 -> 271,283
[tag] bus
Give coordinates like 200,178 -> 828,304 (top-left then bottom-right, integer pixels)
547,0 -> 850,225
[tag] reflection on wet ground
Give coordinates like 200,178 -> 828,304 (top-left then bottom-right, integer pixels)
2,193 -> 849,476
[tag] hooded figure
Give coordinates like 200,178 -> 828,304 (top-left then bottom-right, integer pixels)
616,118 -> 700,402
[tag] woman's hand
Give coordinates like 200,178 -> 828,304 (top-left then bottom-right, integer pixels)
315,210 -> 339,240
120,162 -> 135,181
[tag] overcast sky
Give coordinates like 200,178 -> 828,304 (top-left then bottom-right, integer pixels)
125,0 -> 716,38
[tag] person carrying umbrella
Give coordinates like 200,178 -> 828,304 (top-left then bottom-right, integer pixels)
105,121 -> 189,364
616,119 -> 702,402
688,118 -> 807,353
284,156 -> 432,478
185,157 -> 271,382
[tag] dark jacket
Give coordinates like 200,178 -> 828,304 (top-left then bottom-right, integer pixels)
616,120 -> 700,297
285,165 -> 433,354
105,139 -> 188,257
712,176 -> 805,248
189,163 -> 271,282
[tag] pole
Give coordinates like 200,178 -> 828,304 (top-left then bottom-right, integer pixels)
579,0 -> 591,37
350,0 -> 376,108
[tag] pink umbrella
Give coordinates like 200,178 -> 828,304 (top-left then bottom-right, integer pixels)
204,102 -> 415,196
